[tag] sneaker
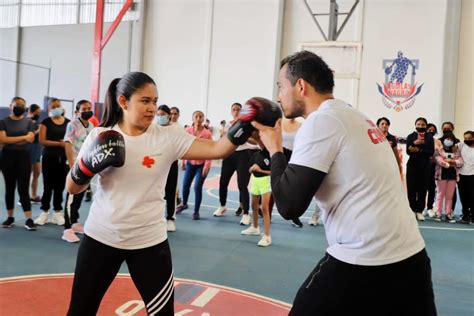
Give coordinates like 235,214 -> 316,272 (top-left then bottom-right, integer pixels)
167,220 -> 176,232
241,226 -> 260,235
434,214 -> 442,222
51,211 -> 65,225
2,217 -> 15,228
30,197 -> 41,204
34,211 -> 49,225
176,204 -> 188,214
426,209 -> 436,218
240,214 -> 251,225
459,215 -> 471,224
235,207 -> 243,216
24,218 -> 37,231
446,213 -> 456,223
213,206 -> 227,217
85,190 -> 92,202
71,223 -> 84,234
416,213 -> 425,221
309,214 -> 319,226
62,229 -> 80,243
192,213 -> 200,220
291,218 -> 303,228
257,235 -> 272,247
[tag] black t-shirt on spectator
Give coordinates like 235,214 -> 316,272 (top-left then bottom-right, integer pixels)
387,133 -> 398,148
0,116 -> 35,151
41,117 -> 70,157
251,149 -> 271,178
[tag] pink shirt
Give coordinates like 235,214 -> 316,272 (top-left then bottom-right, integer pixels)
183,125 -> 212,172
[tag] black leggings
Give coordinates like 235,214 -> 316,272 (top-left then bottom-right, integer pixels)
1,149 -> 31,211
219,150 -> 252,213
290,249 -> 436,316
165,160 -> 178,220
406,161 -> 430,213
458,174 -> 474,219
63,191 -> 86,229
41,154 -> 69,211
68,235 -> 174,316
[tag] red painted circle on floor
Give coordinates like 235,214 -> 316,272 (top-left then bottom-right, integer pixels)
0,274 -> 291,315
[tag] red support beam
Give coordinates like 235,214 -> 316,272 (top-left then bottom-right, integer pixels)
91,0 -> 134,107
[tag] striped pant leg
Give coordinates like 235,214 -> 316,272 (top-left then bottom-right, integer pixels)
126,239 -> 174,315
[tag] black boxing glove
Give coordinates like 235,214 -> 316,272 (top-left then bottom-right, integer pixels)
70,130 -> 126,185
227,97 -> 282,145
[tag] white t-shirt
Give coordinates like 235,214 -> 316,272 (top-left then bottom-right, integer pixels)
290,99 -> 425,266
458,143 -> 474,175
282,129 -> 297,151
80,123 -> 195,249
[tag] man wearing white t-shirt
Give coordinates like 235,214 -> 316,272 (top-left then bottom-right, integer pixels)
253,51 -> 436,315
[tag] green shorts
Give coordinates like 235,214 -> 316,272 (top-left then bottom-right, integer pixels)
250,174 -> 271,196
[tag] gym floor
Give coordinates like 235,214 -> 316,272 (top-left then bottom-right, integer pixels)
0,166 -> 473,315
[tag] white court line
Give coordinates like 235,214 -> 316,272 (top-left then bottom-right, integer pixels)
190,287 -> 220,307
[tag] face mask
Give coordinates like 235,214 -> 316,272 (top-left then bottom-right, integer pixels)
50,108 -> 63,117
464,140 -> 474,146
80,111 -> 93,121
443,139 -> 454,147
32,114 -> 40,121
156,115 -> 170,126
427,131 -> 436,136
13,106 -> 26,116
443,129 -> 452,135
416,127 -> 426,133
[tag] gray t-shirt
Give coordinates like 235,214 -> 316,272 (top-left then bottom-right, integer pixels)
0,116 -> 35,151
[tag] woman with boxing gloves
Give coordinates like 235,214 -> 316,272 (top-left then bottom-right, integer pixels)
65,71 -> 281,316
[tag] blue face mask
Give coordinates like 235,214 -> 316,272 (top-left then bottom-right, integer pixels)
443,139 -> 454,147
156,115 -> 170,126
49,108 -> 63,117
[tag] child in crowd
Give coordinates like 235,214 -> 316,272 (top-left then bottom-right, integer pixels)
434,131 -> 463,223
241,146 -> 272,247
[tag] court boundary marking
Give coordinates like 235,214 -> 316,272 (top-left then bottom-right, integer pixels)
0,273 -> 292,309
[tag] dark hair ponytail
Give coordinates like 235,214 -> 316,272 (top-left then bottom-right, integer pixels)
100,72 -> 156,127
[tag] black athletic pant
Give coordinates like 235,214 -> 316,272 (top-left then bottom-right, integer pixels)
290,249 -> 436,316
219,150 -> 251,213
406,161 -> 430,213
165,160 -> 178,220
426,162 -> 436,210
458,174 -> 474,219
63,191 -> 86,229
68,235 -> 174,316
1,149 -> 31,211
41,154 -> 69,211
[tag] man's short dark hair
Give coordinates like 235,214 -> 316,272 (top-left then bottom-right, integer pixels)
170,106 -> 180,114
29,104 -> 40,113
464,130 -> 474,137
280,50 -> 334,94
11,97 -> 25,105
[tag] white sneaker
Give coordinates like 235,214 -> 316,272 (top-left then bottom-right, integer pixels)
62,229 -> 80,243
167,220 -> 176,232
258,235 -> 272,247
34,211 -> 49,225
213,206 -> 227,217
416,213 -> 425,221
240,214 -> 251,226
309,212 -> 320,226
241,226 -> 260,235
426,209 -> 436,218
51,212 -> 65,225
